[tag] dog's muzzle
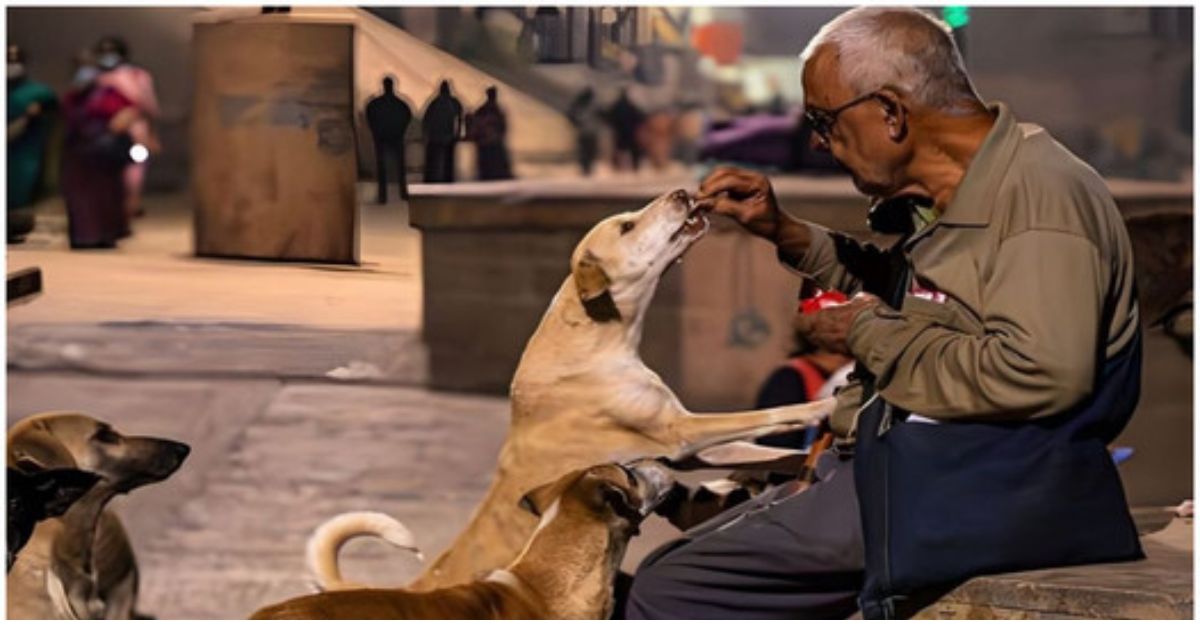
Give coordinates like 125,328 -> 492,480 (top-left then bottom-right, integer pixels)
622,459 -> 676,517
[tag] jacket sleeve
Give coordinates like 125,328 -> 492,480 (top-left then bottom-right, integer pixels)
781,220 -> 887,296
846,229 -> 1104,420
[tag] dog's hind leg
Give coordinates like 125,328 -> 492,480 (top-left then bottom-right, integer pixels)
668,398 -> 836,461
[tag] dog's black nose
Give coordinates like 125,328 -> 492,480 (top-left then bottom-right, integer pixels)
670,189 -> 690,204
164,441 -> 191,465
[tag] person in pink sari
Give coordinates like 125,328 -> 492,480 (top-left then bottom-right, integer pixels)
93,36 -> 159,220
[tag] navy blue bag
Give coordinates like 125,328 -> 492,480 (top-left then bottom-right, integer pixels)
853,276 -> 1145,618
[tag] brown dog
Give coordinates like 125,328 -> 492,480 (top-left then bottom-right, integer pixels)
7,412 -> 189,619
251,460 -> 674,619
310,190 -> 834,592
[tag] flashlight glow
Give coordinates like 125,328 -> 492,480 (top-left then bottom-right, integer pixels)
129,143 -> 149,163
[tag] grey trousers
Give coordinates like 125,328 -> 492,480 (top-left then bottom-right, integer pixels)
624,451 -> 865,619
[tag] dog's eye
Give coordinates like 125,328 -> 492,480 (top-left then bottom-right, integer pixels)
619,221 -> 635,235
92,428 -> 120,445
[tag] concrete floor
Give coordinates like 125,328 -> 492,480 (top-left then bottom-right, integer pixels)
6,187 -> 680,618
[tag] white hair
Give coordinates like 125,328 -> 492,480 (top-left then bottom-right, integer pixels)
800,6 -> 981,114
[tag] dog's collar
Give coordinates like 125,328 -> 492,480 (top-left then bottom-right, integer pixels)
611,464 -> 648,525
581,290 -> 622,323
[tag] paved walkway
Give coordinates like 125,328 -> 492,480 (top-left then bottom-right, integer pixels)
6,188 -> 679,618
8,187 -> 421,329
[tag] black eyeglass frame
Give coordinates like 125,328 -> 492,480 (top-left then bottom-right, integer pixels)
803,91 -> 882,144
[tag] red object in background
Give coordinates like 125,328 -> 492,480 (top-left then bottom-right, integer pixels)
799,289 -> 849,314
690,22 -> 743,65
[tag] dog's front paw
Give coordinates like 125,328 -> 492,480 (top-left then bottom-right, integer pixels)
775,397 -> 837,425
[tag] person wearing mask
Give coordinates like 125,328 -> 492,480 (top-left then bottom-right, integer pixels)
7,44 -> 58,242
93,36 -> 159,221
60,47 -> 136,248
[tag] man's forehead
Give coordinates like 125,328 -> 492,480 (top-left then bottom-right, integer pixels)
801,45 -> 847,107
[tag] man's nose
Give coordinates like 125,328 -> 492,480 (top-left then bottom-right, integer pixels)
809,132 -> 829,153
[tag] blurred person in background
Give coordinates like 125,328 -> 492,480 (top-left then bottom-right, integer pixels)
673,102 -> 706,166
636,108 -> 676,171
60,48 -> 137,249
607,86 -> 645,172
365,76 -> 413,203
466,86 -> 513,180
754,330 -> 853,451
7,44 -> 58,243
567,87 -> 603,176
93,36 -> 159,221
422,80 -> 463,183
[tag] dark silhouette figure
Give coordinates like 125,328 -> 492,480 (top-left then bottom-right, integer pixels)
422,80 -> 463,183
607,87 -> 645,171
366,77 -> 413,202
466,86 -> 512,180
567,87 -> 602,176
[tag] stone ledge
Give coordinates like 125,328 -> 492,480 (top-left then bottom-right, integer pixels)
914,518 -> 1193,620
408,176 -> 1192,231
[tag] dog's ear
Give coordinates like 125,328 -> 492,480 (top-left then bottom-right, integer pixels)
574,251 -> 622,323
597,479 -> 641,521
11,456 -> 48,475
519,483 -> 554,517
32,468 -> 101,518
519,469 -> 586,517
519,475 -> 567,517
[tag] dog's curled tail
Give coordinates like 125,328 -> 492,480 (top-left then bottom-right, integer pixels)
306,511 -> 424,591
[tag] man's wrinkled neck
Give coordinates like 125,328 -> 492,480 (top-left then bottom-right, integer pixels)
898,106 -> 996,214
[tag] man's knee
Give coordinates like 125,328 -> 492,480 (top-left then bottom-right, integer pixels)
626,556 -> 682,619
623,538 -> 701,619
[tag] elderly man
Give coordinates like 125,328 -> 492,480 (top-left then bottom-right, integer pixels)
624,7 -> 1142,619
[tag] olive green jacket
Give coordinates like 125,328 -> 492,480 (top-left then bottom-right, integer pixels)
790,103 -> 1140,439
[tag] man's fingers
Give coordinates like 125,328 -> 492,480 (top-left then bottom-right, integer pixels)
698,170 -> 757,197
793,310 -> 816,335
698,168 -> 764,199
701,196 -> 749,219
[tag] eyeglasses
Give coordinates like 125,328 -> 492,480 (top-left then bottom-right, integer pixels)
803,91 -> 880,144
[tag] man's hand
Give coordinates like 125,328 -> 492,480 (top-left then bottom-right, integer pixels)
794,292 -> 880,355
695,166 -> 784,241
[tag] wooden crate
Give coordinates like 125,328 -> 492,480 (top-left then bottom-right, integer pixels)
192,20 -> 358,263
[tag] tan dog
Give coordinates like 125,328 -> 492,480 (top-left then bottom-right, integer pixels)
311,189 -> 835,591
252,461 -> 675,619
7,412 -> 189,619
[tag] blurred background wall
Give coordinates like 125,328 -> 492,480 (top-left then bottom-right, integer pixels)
8,5 -> 1192,192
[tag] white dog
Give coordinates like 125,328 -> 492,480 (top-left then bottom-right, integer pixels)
309,189 -> 835,591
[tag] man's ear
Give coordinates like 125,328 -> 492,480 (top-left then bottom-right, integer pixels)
874,88 -> 907,142
573,251 -> 621,323
33,468 -> 100,518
